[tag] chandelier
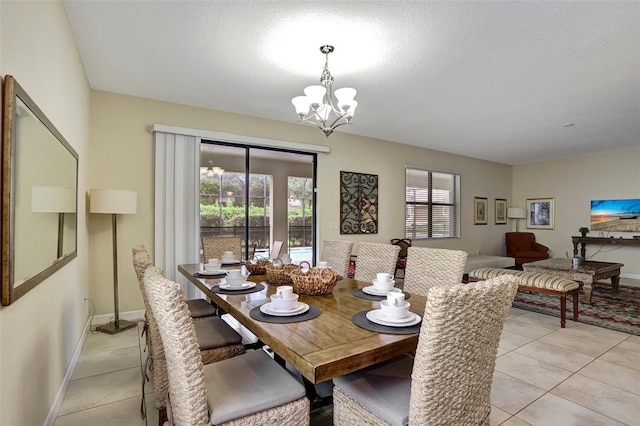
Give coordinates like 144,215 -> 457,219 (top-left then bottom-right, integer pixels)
291,45 -> 357,138
200,161 -> 224,177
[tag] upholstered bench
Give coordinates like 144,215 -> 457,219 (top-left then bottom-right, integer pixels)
469,267 -> 580,328
464,255 -> 515,274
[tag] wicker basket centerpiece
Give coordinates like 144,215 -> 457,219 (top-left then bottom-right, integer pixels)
244,257 -> 270,275
289,266 -> 339,296
265,262 -> 298,284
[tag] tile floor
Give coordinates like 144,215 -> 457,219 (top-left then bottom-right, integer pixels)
55,279 -> 640,426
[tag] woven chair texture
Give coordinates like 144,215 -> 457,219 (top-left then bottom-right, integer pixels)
132,246 -> 243,413
202,236 -> 242,262
402,247 -> 468,297
333,275 -> 519,426
353,242 -> 400,283
320,240 -> 354,277
144,265 -> 309,426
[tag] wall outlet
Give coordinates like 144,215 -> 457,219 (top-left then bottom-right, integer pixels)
330,221 -> 339,230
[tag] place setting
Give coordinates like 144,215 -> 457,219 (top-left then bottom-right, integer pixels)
353,273 -> 411,301
212,269 -> 265,295
250,285 -> 321,324
194,258 -> 227,278
352,291 -> 421,335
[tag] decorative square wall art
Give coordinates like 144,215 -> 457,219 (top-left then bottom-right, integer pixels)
527,197 -> 554,229
495,198 -> 507,225
340,171 -> 378,234
474,197 -> 488,225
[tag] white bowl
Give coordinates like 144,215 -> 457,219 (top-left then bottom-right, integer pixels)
270,293 -> 299,311
372,278 -> 395,291
225,274 -> 249,287
379,300 -> 410,319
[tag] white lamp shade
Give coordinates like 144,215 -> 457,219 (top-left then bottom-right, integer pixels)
90,189 -> 137,214
292,96 -> 311,115
304,85 -> 326,105
507,207 -> 527,219
32,186 -> 76,213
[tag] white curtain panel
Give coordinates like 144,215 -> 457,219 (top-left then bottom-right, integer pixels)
153,131 -> 201,298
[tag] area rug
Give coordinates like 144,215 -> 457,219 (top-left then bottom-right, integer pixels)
513,283 -> 640,336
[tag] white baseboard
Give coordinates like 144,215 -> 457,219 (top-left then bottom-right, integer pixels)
621,272 -> 640,280
44,316 -> 92,426
91,309 -> 145,327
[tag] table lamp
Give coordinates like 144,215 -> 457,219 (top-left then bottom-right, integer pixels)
32,186 -> 76,258
507,207 -> 527,232
90,189 -> 137,334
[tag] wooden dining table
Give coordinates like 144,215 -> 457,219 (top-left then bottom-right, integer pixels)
178,263 -> 426,387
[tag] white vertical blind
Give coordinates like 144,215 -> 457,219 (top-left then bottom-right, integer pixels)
153,131 -> 201,298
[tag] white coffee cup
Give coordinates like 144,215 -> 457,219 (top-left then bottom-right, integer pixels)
222,251 -> 234,261
226,269 -> 243,278
225,275 -> 247,287
387,292 -> 405,306
317,261 -> 328,268
280,254 -> 291,264
380,300 -> 410,319
376,273 -> 394,283
276,285 -> 294,300
205,259 -> 221,270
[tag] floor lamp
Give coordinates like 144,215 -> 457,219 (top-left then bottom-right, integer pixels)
507,207 -> 527,232
90,189 -> 137,334
32,186 -> 76,258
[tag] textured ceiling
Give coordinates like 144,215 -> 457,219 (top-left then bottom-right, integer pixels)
64,1 -> 639,165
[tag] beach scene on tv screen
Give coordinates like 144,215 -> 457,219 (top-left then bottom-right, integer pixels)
590,199 -> 640,232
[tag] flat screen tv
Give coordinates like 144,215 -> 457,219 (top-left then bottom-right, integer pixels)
590,198 -> 640,232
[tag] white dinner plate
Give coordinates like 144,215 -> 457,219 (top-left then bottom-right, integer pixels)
219,282 -> 256,290
369,309 -> 416,324
198,270 -> 226,276
362,286 -> 403,296
260,302 -> 309,317
366,310 -> 421,327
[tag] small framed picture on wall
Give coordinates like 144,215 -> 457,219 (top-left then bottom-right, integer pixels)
495,198 -> 507,225
526,197 -> 554,229
474,197 -> 488,225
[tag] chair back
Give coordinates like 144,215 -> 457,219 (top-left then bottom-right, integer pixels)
409,275 -> 518,425
403,247 -> 467,296
143,265 -> 210,426
506,232 -> 536,253
270,240 -> 284,260
320,240 -> 354,277
201,236 -> 242,261
390,238 -> 412,258
131,245 -> 168,410
353,242 -> 400,282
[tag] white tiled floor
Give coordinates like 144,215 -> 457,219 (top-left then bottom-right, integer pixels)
54,279 -> 640,425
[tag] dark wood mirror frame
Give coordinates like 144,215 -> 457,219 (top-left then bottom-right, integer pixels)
2,75 -> 79,305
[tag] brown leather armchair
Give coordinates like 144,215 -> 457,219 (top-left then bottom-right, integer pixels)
506,232 -> 550,266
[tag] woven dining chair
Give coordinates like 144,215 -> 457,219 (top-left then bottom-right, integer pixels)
143,265 -> 310,426
353,242 -> 400,283
333,275 -> 519,426
132,246 -> 244,425
201,236 -> 242,262
402,247 -> 468,297
320,240 -> 354,277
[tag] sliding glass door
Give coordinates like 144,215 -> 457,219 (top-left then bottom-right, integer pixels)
200,142 -> 316,264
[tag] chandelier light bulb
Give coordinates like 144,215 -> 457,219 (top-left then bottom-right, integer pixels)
291,45 -> 357,137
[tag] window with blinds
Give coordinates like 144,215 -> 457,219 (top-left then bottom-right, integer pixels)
405,168 -> 460,239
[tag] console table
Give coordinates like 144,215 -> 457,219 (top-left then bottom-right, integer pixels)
572,236 -> 640,258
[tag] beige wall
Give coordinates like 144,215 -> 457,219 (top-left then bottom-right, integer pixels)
513,149 -> 640,276
89,90 -> 514,315
0,1 -> 90,425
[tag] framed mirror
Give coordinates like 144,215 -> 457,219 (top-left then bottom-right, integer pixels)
2,75 -> 79,305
